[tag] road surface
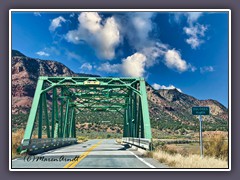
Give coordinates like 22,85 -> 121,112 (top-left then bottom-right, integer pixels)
12,139 -> 168,169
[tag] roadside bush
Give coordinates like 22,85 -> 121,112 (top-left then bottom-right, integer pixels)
12,129 -> 25,158
107,134 -> 111,138
77,136 -> 88,143
204,134 -> 228,160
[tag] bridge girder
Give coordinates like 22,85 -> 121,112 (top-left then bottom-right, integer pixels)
20,77 -> 152,152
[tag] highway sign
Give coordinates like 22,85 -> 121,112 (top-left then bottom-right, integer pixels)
192,106 -> 210,158
192,106 -> 210,115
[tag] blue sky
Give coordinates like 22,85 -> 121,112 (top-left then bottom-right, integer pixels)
11,11 -> 229,107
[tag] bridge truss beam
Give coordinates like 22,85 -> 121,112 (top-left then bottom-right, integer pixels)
20,77 -> 152,153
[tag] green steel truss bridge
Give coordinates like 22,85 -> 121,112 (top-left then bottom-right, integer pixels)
20,76 -> 152,154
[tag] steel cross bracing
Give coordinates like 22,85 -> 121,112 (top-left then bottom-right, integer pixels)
20,77 -> 152,153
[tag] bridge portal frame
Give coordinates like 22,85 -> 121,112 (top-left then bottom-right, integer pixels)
20,76 -> 152,153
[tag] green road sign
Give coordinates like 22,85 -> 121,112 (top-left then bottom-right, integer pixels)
192,106 -> 210,115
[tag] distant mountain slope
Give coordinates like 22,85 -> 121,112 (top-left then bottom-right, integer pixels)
12,50 -> 26,57
11,50 -> 228,132
11,50 -> 98,114
146,86 -> 228,131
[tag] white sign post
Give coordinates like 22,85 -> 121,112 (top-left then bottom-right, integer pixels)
192,107 -> 210,158
199,115 -> 203,158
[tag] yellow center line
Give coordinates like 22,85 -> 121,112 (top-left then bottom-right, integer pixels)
64,140 -> 103,168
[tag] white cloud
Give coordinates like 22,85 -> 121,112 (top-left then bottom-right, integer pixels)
186,37 -> 202,49
34,12 -> 41,16
141,42 -> 167,67
152,83 -> 182,92
43,46 -> 61,56
116,13 -> 196,73
97,47 -> 195,76
189,65 -> 197,72
49,16 -> 66,31
186,12 -> 203,24
65,12 -> 120,60
152,83 -> 161,90
36,51 -> 49,57
183,24 -> 207,49
121,53 -> 147,77
97,52 -> 147,77
170,12 -> 207,49
170,12 -> 203,25
200,66 -> 214,73
65,12 -> 196,75
164,49 -> 193,72
70,13 -> 75,18
80,63 -> 93,71
184,24 -> 207,37
126,12 -> 155,49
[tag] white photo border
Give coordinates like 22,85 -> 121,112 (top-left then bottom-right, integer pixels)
9,9 -> 231,171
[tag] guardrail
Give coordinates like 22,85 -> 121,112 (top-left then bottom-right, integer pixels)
122,137 -> 152,150
20,138 -> 77,155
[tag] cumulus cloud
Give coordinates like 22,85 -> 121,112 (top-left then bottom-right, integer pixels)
152,83 -> 182,92
116,13 -> 195,73
184,24 -> 208,49
125,12 -> 155,50
64,12 -> 196,76
36,51 -> 49,56
141,42 -> 168,67
65,12 -> 120,60
164,49 -> 194,72
97,53 -> 147,77
80,63 -> 93,71
200,66 -> 214,73
97,47 -> 194,76
121,53 -> 147,77
49,16 -> 66,31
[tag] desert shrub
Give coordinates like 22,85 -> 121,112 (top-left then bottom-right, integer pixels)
12,129 -> 25,158
77,136 -> 88,143
153,141 -> 165,150
204,134 -> 228,160
107,134 -> 111,138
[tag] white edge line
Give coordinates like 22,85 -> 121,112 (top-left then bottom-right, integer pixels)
9,9 -> 12,171
128,151 -> 156,168
228,9 -> 231,171
9,9 -> 230,12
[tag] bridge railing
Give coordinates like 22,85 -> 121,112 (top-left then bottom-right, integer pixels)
20,138 -> 77,155
122,137 -> 152,150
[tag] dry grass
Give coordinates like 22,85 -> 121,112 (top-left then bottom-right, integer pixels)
149,150 -> 228,168
77,136 -> 88,143
12,129 -> 48,159
12,129 -> 25,159
115,138 -> 122,144
204,134 -> 228,160
148,133 -> 229,168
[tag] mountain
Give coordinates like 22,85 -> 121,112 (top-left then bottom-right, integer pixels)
12,50 -> 98,114
11,50 -> 228,132
146,87 -> 228,132
12,50 -> 26,57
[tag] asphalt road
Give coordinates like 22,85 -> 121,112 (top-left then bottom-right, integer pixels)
12,139 -> 168,169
